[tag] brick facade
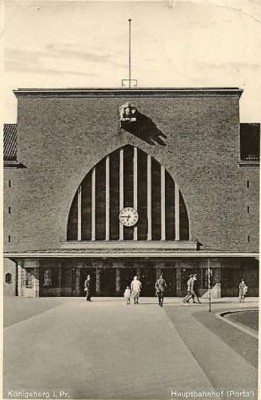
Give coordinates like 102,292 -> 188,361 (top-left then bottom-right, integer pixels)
3,88 -> 259,297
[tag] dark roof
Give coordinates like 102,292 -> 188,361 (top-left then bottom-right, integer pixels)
4,124 -> 17,161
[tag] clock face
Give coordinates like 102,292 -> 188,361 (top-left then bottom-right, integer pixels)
119,207 -> 139,227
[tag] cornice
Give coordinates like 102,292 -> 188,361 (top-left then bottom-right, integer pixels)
13,87 -> 243,98
4,251 -> 258,259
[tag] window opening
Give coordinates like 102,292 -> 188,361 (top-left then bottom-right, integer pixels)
67,146 -> 189,242
240,124 -> 260,161
5,273 -> 12,284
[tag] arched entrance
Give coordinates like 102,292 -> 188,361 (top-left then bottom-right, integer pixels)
67,145 -> 189,242
64,145 -> 192,296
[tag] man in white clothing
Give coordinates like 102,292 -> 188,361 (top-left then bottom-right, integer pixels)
131,276 -> 142,304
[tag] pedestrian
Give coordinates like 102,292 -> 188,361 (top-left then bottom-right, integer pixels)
84,274 -> 92,302
130,276 -> 142,304
192,274 -> 201,303
155,273 -> 167,307
239,279 -> 248,302
183,274 -> 194,303
124,286 -> 131,305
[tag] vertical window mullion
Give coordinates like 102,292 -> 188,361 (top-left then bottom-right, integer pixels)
161,166 -> 166,240
133,147 -> 138,240
147,155 -> 152,240
105,156 -> 110,241
119,149 -> 124,240
77,186 -> 82,241
175,184 -> 180,240
91,168 -> 96,241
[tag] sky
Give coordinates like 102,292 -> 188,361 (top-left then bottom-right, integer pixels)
2,0 -> 261,122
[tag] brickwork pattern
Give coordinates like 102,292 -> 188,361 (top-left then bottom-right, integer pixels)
4,92 -> 259,254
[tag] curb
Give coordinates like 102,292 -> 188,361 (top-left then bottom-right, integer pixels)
215,309 -> 258,339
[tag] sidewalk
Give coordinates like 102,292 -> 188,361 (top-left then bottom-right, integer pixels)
3,297 -> 258,400
59,297 -> 259,304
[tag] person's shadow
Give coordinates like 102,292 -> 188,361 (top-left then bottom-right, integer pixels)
120,112 -> 167,146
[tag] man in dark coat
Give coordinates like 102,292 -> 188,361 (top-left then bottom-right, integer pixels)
155,273 -> 167,307
84,274 -> 92,301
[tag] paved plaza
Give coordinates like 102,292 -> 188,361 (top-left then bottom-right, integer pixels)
3,297 -> 258,400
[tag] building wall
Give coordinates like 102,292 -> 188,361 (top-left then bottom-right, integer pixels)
239,167 -> 260,250
4,169 -> 17,250
4,91 -> 259,254
3,258 -> 16,296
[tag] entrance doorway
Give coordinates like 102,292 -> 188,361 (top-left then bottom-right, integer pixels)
121,268 -> 137,293
139,268 -> 156,296
100,268 -> 116,296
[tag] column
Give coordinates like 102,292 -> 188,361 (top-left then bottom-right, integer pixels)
75,266 -> 81,296
176,267 -> 182,297
34,263 -> 40,298
71,267 -> 76,297
116,268 -> 121,295
17,259 -> 23,297
133,147 -> 138,240
175,183 -> 180,240
200,267 -> 204,292
105,156 -> 110,241
96,268 -> 101,295
119,148 -> 124,240
161,166 -> 166,240
91,168 -> 96,241
58,262 -> 62,296
136,267 -> 141,279
77,186 -> 82,241
147,155 -> 152,241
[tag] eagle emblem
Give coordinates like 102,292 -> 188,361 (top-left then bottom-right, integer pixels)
119,102 -> 137,123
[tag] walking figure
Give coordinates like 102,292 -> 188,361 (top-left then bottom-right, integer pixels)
84,274 -> 92,302
183,274 -> 194,304
239,279 -> 248,302
155,273 -> 167,307
131,276 -> 142,304
192,274 -> 201,304
124,286 -> 131,305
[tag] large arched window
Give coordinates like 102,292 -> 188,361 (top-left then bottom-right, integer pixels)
67,145 -> 189,241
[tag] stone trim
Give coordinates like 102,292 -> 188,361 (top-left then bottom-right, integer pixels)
4,252 -> 259,258
14,87 -> 243,98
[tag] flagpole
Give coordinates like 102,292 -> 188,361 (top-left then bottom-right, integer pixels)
121,19 -> 137,88
128,18 -> 132,88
